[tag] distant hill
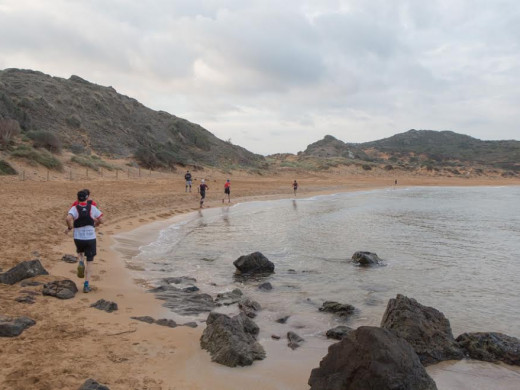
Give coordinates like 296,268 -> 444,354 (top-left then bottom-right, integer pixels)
0,68 -> 264,169
301,130 -> 520,172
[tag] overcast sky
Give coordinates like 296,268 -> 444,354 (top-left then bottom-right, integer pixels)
1,0 -> 519,155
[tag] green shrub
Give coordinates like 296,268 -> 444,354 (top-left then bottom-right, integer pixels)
0,159 -> 17,175
362,164 -> 372,171
0,118 -> 21,149
26,130 -> 62,153
11,145 -> 63,170
71,155 -> 115,171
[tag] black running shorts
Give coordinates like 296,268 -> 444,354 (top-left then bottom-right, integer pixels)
74,239 -> 97,261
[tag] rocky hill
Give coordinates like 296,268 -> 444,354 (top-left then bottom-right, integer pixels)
301,131 -> 520,173
0,68 -> 264,169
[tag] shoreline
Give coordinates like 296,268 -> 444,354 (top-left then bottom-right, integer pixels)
1,173 -> 520,389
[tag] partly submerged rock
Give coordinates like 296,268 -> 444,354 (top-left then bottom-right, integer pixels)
233,252 -> 275,275
381,294 -> 464,365
287,331 -> 305,350
238,298 -> 262,318
456,332 -> 520,366
319,301 -> 356,318
326,325 -> 353,340
258,282 -> 273,291
308,326 -> 438,390
42,279 -> 78,299
149,284 -> 217,315
0,259 -> 49,285
0,314 -> 36,337
200,312 -> 265,367
351,251 -> 384,266
215,288 -> 243,306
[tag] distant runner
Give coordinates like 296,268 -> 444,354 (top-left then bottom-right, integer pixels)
199,179 -> 209,208
223,179 -> 231,203
185,170 -> 192,192
293,180 -> 298,196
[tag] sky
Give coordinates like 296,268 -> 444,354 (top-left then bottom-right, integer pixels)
1,0 -> 519,155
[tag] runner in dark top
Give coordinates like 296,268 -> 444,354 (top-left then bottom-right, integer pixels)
185,171 -> 192,192
293,180 -> 298,196
199,179 -> 209,208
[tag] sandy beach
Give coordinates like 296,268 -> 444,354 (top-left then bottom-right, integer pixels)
1,167 -> 519,390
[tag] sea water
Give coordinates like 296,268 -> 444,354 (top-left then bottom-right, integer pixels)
115,186 -> 520,388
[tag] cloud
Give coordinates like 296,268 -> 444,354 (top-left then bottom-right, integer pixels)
0,0 -> 519,154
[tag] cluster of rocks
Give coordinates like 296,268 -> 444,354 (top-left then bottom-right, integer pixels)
308,294 -> 520,390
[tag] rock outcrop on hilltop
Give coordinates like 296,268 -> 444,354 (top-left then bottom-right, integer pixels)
308,326 -> 438,390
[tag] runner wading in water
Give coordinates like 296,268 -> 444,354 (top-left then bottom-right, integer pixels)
199,179 -> 209,208
223,179 -> 231,203
65,190 -> 104,293
293,180 -> 298,197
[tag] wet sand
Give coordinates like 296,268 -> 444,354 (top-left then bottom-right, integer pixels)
1,168 -> 519,389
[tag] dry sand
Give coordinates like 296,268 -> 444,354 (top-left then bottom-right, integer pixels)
1,167 -> 519,390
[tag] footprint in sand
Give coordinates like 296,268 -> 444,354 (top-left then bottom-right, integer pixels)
115,225 -> 122,229
106,231 -> 114,235
92,275 -> 100,281
149,217 -> 156,220
81,298 -> 89,303
99,270 -> 107,274
138,219 -> 146,222
116,294 -> 124,297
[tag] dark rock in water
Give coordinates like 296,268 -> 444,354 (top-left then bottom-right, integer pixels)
258,282 -> 273,291
351,251 -> 384,266
42,279 -> 78,299
456,332 -> 520,366
308,326 -> 438,390
276,315 -> 290,324
150,284 -> 217,315
182,286 -> 200,293
61,254 -> 78,263
381,294 -> 463,365
0,315 -> 36,337
183,322 -> 198,328
131,316 -> 155,324
272,334 -> 281,340
0,259 -> 49,285
162,276 -> 197,285
215,288 -> 243,306
156,318 -> 177,328
233,252 -> 275,275
20,280 -> 43,287
79,378 -> 110,390
319,301 -> 356,318
287,269 -> 297,274
90,299 -> 118,313
326,325 -> 353,340
200,312 -> 265,367
239,298 -> 262,318
288,331 -> 304,350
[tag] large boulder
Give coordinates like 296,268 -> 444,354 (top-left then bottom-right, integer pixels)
456,332 -> 520,366
0,259 -> 49,285
351,251 -> 384,266
200,312 -> 265,367
308,326 -> 438,390
233,252 -> 275,275
380,294 -> 464,365
42,279 -> 78,299
0,314 -> 36,337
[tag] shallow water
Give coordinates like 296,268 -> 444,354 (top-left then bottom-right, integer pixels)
115,186 -> 520,388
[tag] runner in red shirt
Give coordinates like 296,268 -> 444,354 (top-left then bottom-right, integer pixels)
223,179 -> 231,204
